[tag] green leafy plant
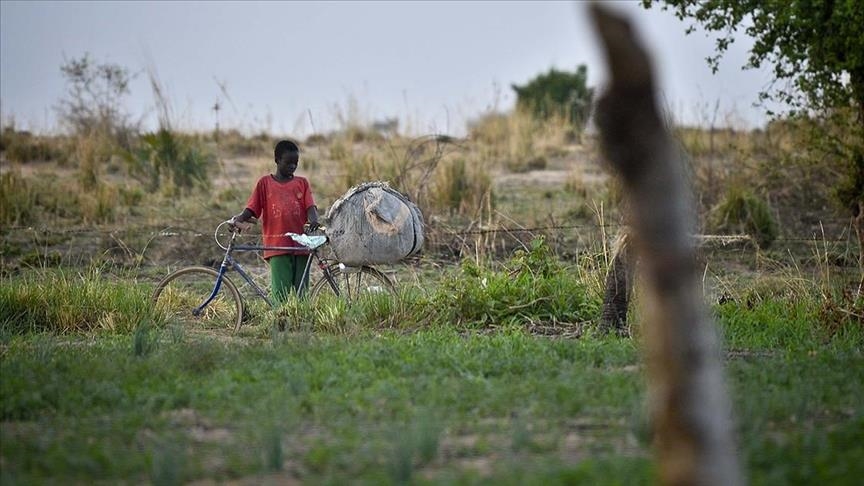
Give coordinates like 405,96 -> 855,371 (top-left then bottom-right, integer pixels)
433,238 -> 600,329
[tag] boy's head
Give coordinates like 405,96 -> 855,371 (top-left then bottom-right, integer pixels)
274,140 -> 300,179
274,140 -> 300,161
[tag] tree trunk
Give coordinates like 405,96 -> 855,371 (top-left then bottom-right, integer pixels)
600,231 -> 632,336
590,6 -> 743,486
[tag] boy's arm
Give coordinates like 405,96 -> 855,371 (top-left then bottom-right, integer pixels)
229,208 -> 256,230
306,205 -> 320,231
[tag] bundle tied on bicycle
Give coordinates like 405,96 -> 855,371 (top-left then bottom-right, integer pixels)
326,181 -> 424,265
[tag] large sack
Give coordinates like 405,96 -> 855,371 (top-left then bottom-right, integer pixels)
326,181 -> 424,265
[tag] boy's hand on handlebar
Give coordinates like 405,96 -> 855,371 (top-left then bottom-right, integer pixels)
228,216 -> 254,232
304,221 -> 322,234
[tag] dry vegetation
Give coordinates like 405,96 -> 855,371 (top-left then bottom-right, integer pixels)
0,107 -> 859,276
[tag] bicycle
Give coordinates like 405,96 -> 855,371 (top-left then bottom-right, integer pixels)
151,220 -> 395,332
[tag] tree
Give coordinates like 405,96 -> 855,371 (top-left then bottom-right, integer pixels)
643,0 -> 864,285
56,53 -> 137,147
511,66 -> 594,129
642,0 -> 864,117
591,5 -> 742,483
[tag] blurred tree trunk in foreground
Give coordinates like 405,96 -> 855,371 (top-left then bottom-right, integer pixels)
590,5 -> 742,485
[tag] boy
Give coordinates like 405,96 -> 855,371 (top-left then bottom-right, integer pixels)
229,140 -> 320,302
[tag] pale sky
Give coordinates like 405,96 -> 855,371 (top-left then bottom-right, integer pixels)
0,0 -> 778,137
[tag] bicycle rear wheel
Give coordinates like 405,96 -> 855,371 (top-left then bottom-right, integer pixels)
310,264 -> 395,302
152,266 -> 244,332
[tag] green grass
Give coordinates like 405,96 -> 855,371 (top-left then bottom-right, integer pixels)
716,293 -> 863,351
2,321 -> 861,484
1,330 -> 647,483
1,256 -> 862,483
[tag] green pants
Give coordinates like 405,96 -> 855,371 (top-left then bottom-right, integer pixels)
269,254 -> 311,304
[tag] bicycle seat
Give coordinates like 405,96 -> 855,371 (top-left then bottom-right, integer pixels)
285,233 -> 327,250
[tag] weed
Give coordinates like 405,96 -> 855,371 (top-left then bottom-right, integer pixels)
388,428 -> 416,485
178,338 -> 227,375
510,416 -> 533,452
150,440 -> 185,486
168,323 -> 185,344
133,321 -> 158,357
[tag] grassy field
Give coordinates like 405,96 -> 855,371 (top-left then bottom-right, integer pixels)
1,118 -> 863,483
1,254 -> 862,484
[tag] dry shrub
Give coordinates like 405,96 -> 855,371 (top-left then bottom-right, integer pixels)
819,288 -> 864,338
79,184 -> 119,223
430,157 -> 494,218
0,171 -> 37,226
218,129 -> 268,157
708,186 -> 778,248
469,110 -> 576,173
1,129 -> 68,164
0,169 -> 121,226
74,132 -> 115,190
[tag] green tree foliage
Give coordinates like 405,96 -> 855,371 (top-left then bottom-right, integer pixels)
642,0 -> 864,116
511,66 -> 594,128
643,0 -> 864,258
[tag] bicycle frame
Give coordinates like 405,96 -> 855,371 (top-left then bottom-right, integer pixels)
194,229 -> 339,317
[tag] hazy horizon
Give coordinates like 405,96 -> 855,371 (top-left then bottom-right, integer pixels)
1,1 -> 780,137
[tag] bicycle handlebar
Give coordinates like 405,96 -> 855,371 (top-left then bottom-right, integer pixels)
215,221 -> 328,251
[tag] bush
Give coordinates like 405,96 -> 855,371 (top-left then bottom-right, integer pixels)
1,130 -> 66,164
511,66 -> 594,129
708,187 -> 778,248
127,130 -> 212,193
432,238 -> 601,329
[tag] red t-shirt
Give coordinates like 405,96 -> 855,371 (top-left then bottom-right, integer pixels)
246,175 -> 316,258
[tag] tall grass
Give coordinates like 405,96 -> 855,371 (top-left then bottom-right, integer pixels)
0,269 -> 162,335
469,110 -> 576,172
432,157 -> 494,217
710,252 -> 864,350
0,171 -> 37,226
0,170 -> 121,227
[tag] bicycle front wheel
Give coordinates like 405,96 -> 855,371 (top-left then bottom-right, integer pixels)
152,266 -> 244,332
310,265 -> 395,302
